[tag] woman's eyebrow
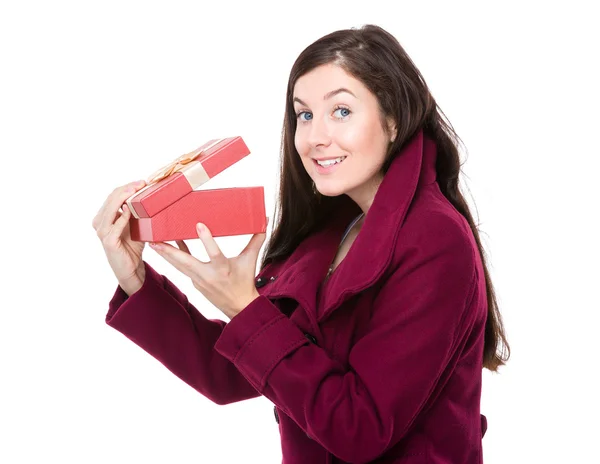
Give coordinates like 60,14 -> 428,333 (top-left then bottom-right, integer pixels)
293,88 -> 357,106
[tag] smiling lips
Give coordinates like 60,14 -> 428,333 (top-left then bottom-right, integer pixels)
313,156 -> 347,174
315,156 -> 347,166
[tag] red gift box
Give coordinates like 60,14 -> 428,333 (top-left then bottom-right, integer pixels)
124,136 -> 266,242
125,136 -> 251,219
129,187 -> 267,242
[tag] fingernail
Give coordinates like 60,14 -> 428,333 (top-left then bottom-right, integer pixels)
197,223 -> 204,233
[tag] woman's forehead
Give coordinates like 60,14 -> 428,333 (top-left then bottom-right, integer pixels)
293,65 -> 364,102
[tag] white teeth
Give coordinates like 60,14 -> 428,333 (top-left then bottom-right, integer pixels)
317,156 -> 346,167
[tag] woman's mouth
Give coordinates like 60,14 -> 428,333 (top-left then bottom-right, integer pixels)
313,156 -> 347,174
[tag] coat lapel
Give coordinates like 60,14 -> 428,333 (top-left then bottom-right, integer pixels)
260,128 -> 438,323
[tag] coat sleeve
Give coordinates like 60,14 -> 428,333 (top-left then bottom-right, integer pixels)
105,260 -> 261,405
213,215 -> 480,463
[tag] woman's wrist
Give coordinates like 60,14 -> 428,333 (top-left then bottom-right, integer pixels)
119,266 -> 146,297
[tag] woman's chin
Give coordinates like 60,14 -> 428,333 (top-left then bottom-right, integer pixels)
316,187 -> 345,197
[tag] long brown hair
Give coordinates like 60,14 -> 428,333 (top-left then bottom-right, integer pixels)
259,24 -> 510,372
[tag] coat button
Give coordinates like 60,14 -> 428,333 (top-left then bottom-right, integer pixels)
273,405 -> 279,424
304,332 -> 318,345
256,276 -> 277,288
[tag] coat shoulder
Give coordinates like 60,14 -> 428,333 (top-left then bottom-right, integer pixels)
390,183 -> 478,276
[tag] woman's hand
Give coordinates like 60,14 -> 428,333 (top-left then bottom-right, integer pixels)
148,221 -> 267,320
92,180 -> 148,296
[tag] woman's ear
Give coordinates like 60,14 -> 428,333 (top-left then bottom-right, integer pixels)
387,117 -> 397,143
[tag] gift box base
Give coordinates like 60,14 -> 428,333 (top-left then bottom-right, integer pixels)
129,186 -> 266,242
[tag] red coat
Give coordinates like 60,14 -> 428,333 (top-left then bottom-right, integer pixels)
106,129 -> 488,463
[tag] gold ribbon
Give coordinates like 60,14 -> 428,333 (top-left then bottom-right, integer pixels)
124,138 -> 226,219
145,138 -> 225,185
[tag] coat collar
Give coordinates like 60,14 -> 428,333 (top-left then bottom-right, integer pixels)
260,128 -> 438,323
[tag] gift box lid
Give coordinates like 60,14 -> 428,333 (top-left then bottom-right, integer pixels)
125,136 -> 250,218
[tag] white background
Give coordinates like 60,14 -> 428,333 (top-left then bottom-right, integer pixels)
1,1 -> 598,463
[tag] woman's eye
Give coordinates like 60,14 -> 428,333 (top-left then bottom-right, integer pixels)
334,107 -> 351,118
296,107 -> 351,122
297,111 -> 312,122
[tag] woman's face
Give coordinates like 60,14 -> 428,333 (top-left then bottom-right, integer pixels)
293,63 -> 396,209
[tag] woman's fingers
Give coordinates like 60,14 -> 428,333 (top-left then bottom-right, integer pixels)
107,204 -> 132,245
92,197 -> 109,231
97,181 -> 145,239
93,184 -> 127,231
196,223 -> 227,266
176,240 -> 191,255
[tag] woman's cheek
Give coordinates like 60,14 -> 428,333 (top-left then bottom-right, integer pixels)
294,133 -> 303,154
295,138 -> 308,158
336,124 -> 362,147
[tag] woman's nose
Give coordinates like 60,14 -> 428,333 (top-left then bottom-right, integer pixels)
306,115 -> 332,148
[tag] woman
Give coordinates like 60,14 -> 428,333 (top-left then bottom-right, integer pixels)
93,24 -> 510,464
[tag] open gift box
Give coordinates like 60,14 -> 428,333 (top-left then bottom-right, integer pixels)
124,136 -> 267,242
